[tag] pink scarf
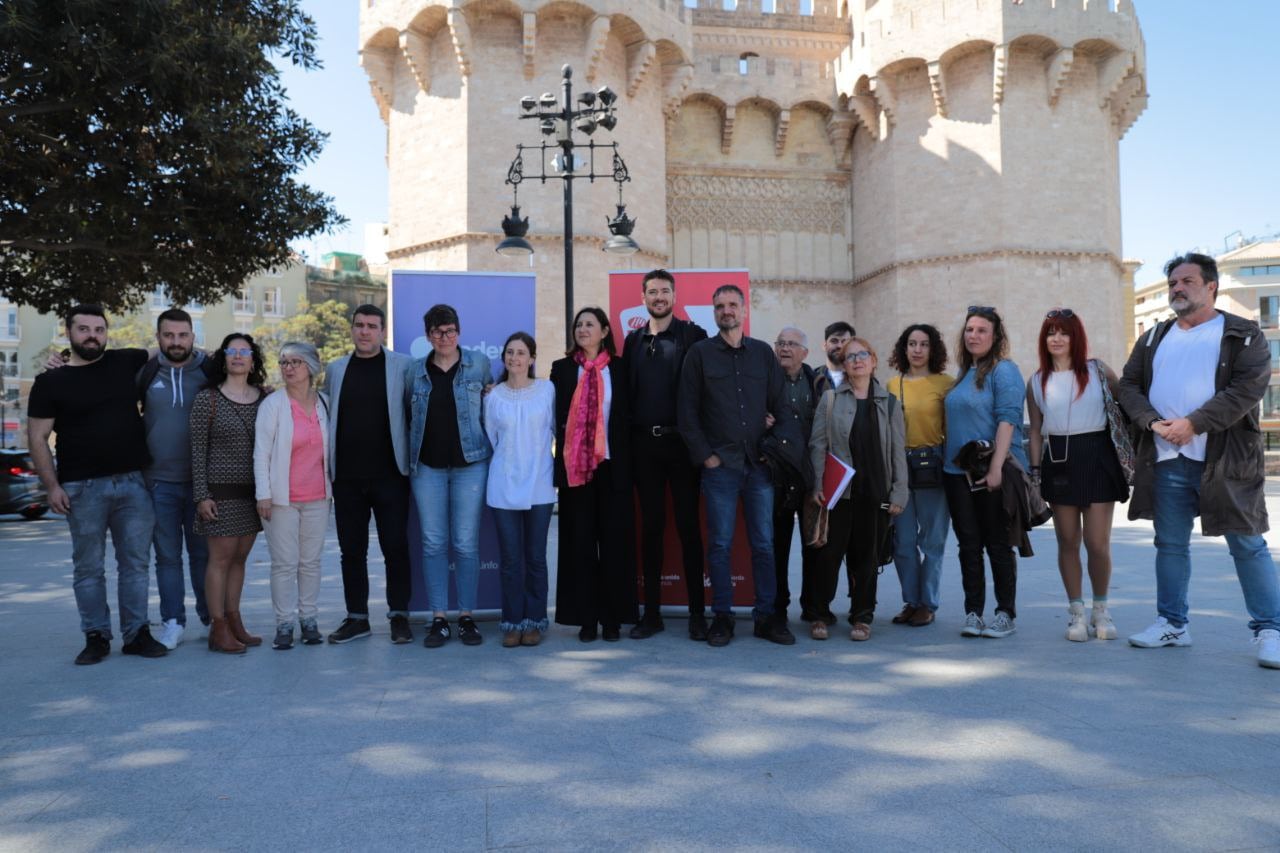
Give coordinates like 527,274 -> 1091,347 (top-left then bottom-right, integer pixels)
564,349 -> 610,487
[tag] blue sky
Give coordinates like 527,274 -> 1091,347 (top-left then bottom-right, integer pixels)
280,1 -> 1278,287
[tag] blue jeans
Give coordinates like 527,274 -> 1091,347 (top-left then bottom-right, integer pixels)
1153,455 -> 1280,633
64,472 -> 156,641
492,504 -> 552,632
410,461 -> 489,613
893,484 -> 951,612
701,462 -> 776,620
149,479 -> 209,626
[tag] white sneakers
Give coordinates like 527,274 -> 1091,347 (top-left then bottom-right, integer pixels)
1255,629 -> 1280,669
1128,617 -> 1191,648
960,612 -> 984,637
1066,603 -> 1088,643
158,619 -> 184,651
1091,604 -> 1118,640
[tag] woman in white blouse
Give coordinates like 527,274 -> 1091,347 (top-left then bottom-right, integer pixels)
1026,309 -> 1129,643
484,332 -> 556,647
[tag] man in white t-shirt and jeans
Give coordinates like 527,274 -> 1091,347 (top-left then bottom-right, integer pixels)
1119,252 -> 1280,668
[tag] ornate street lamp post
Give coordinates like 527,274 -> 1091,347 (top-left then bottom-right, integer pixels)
497,64 -> 639,349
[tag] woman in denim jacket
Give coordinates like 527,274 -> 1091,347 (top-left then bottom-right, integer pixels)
405,304 -> 494,647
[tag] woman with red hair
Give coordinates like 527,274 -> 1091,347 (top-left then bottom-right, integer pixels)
1025,309 -> 1129,642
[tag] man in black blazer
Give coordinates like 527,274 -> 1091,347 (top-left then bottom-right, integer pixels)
622,269 -> 709,641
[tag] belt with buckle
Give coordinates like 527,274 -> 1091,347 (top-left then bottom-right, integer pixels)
640,425 -> 678,438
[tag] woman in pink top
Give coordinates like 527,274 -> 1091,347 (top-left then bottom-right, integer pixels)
254,342 -> 332,650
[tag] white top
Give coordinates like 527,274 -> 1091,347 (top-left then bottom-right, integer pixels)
1030,368 -> 1107,436
576,364 -> 613,460
483,379 -> 556,510
1149,313 -> 1223,463
827,368 -> 845,388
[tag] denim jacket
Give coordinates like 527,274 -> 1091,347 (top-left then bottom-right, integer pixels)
405,349 -> 493,472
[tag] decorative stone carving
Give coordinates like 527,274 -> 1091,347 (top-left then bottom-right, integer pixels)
1047,48 -> 1074,106
584,16 -> 612,83
721,104 -> 735,155
992,43 -> 1008,105
447,8 -> 472,78
523,12 -> 536,80
870,75 -> 896,128
667,173 -> 849,234
1096,49 -> 1134,109
627,41 -> 657,98
775,108 -> 790,156
359,48 -> 395,123
927,60 -> 948,118
399,29 -> 431,93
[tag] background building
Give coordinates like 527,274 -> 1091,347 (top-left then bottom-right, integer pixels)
306,251 -> 389,311
359,0 -> 1147,369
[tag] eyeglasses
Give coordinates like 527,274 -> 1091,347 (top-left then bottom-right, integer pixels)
843,350 -> 872,363
428,328 -> 459,340
1045,308 -> 1075,320
774,340 -> 803,349
224,347 -> 253,357
967,305 -> 997,317
280,359 -> 306,369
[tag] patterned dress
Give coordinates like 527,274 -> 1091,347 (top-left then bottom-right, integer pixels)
190,386 -> 265,537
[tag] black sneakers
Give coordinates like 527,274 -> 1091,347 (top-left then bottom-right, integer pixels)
75,631 -> 111,666
121,625 -> 168,658
706,614 -> 735,647
458,615 -> 483,646
753,617 -> 797,646
327,617 -> 372,644
688,612 -> 709,642
424,617 -> 451,648
629,614 -> 665,640
390,615 -> 413,645
273,624 -> 295,650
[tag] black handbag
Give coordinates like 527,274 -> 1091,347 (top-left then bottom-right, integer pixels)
898,374 -> 943,489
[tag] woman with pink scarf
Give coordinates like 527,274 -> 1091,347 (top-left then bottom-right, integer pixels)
551,307 -> 639,642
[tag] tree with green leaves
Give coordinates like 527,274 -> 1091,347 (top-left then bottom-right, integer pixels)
0,0 -> 345,315
254,298 -> 352,381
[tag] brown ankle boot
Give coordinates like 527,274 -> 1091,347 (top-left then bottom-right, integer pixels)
208,617 -> 247,654
225,611 -> 262,647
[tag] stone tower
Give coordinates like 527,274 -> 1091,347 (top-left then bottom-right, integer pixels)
834,0 -> 1146,367
359,0 -> 1146,369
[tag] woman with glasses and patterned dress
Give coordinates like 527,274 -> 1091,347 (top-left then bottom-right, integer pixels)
942,306 -> 1029,640
1026,309 -> 1128,642
807,337 -> 908,642
254,342 -> 331,651
886,324 -> 953,628
405,304 -> 493,649
190,334 -> 269,654
551,307 -> 638,642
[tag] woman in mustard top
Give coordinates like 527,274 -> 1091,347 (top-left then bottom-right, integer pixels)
886,324 -> 954,627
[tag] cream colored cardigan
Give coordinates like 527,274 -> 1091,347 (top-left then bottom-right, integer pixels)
253,388 -> 332,505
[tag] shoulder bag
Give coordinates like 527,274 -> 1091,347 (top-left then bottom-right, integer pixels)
1092,359 -> 1135,485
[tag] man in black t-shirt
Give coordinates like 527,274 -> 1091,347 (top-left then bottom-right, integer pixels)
28,304 -> 166,665
321,304 -> 416,645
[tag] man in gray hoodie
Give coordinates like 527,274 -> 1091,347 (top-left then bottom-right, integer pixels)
138,308 -> 217,649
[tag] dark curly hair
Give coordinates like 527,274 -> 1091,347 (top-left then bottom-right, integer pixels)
888,324 -> 948,375
203,332 -> 266,389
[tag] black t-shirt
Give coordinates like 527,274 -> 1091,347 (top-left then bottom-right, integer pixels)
420,359 -> 466,469
28,348 -> 151,483
630,327 -> 680,428
849,397 -> 886,501
335,351 -> 399,481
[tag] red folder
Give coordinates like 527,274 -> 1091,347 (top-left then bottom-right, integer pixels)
823,453 -> 855,509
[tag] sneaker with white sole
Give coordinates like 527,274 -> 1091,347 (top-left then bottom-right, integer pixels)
960,612 -> 984,637
1254,628 -> 1280,669
1090,603 -> 1118,640
1128,617 -> 1191,648
981,611 -> 1016,638
1065,603 -> 1088,643
158,618 -> 184,650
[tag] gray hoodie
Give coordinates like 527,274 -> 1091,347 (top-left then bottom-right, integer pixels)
142,350 -> 209,483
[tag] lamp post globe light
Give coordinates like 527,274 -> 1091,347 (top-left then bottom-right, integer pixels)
498,64 -> 637,349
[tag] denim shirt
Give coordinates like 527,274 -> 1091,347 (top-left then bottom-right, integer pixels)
942,359 -> 1029,475
405,349 -> 493,472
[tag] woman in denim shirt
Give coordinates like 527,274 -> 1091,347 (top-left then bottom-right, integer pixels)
405,304 -> 493,648
942,307 -> 1028,640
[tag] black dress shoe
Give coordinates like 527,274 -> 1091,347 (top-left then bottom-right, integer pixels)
629,616 -> 665,639
706,614 -> 735,647
578,625 -> 598,643
688,612 -> 709,641
754,618 -> 797,646
602,625 -> 621,642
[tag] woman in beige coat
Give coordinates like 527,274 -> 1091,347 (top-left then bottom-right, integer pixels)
806,337 -> 908,641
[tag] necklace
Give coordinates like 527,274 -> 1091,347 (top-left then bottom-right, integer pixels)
1047,370 -> 1074,464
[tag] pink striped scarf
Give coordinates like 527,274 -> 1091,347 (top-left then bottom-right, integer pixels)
564,349 -> 610,487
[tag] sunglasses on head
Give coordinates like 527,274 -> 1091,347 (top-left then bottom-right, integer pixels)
1045,308 -> 1075,320
967,305 -> 997,318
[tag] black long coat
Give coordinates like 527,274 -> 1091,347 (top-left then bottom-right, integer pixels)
550,355 -> 639,627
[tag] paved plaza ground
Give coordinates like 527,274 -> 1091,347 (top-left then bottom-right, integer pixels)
1,487 -> 1279,852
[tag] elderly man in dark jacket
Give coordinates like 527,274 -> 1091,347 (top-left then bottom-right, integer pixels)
1118,252 -> 1280,668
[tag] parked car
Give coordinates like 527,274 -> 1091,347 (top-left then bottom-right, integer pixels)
0,449 -> 49,519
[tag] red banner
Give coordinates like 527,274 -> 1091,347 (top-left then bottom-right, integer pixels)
609,269 -> 756,608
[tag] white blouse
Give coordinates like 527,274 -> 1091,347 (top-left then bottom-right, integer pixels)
1030,368 -> 1107,436
576,364 -> 612,460
483,379 -> 556,510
